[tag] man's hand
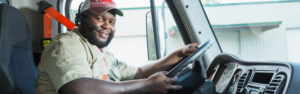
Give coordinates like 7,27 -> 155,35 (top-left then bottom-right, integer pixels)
146,72 -> 182,94
134,43 -> 200,79
177,43 -> 200,57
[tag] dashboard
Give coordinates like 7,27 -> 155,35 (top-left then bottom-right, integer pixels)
206,53 -> 300,94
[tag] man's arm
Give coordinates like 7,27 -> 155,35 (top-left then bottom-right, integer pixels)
59,72 -> 181,94
134,43 -> 199,79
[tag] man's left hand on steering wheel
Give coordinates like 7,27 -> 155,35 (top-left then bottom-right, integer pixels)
176,43 -> 200,57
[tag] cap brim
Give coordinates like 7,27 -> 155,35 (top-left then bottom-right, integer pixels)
89,3 -> 123,16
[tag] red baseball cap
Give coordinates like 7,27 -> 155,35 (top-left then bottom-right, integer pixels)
80,0 -> 123,16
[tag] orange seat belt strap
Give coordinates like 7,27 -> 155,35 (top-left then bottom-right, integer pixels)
44,7 -> 76,30
102,59 -> 108,80
43,13 -> 51,38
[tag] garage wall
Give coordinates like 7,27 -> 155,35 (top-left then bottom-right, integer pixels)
287,28 -> 300,62
108,36 -> 148,67
214,30 -> 240,55
108,9 -> 150,67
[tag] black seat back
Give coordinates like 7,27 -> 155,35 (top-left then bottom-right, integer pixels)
0,3 -> 39,94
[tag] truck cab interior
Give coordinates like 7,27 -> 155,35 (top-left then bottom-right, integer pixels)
1,0 -> 300,94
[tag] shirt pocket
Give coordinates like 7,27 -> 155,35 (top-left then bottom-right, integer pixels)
106,57 -> 121,81
108,67 -> 121,81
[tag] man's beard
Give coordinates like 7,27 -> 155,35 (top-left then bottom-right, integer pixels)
79,22 -> 114,48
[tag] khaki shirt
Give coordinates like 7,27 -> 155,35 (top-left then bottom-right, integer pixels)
34,28 -> 137,94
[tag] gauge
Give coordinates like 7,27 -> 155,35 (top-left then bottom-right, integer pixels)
208,64 -> 219,80
215,64 -> 236,93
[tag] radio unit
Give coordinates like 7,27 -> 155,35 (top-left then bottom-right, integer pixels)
236,70 -> 286,94
250,71 -> 274,85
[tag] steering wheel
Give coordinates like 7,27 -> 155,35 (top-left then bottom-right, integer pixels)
166,38 -> 214,78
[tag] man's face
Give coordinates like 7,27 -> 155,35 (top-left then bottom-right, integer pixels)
79,11 -> 116,48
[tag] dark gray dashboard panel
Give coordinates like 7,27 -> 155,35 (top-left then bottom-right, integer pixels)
207,53 -> 300,94
286,62 -> 300,94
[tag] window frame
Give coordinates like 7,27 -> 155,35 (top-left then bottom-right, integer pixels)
150,0 -> 193,59
57,0 -> 73,33
150,0 -> 162,59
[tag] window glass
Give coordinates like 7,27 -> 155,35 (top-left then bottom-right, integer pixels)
70,0 -> 85,23
146,11 -> 158,61
0,0 -> 8,4
202,0 -> 300,62
153,0 -> 185,57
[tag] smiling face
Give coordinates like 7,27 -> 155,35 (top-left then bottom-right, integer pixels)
79,10 -> 116,48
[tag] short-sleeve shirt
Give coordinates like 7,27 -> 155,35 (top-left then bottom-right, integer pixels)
34,28 -> 137,94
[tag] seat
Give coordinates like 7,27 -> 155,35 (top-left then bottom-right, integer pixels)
0,3 -> 39,94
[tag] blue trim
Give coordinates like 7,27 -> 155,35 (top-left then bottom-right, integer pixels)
169,21 -> 282,29
118,0 -> 300,10
203,1 -> 299,7
212,21 -> 282,28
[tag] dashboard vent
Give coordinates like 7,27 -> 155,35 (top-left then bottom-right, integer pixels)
236,70 -> 251,93
265,74 -> 286,94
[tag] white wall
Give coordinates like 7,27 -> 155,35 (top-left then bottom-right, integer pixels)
204,3 -> 300,26
214,30 -> 240,55
108,36 -> 148,67
287,28 -> 300,62
113,9 -> 149,37
108,9 -> 151,67
203,2 -> 300,62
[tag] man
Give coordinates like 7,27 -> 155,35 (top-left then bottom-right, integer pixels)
34,0 -> 200,94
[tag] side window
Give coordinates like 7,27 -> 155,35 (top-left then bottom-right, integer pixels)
146,11 -> 158,61
162,2 -> 185,56
147,0 -> 185,59
70,0 -> 85,24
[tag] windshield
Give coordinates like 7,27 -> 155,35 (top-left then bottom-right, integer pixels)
201,0 -> 300,62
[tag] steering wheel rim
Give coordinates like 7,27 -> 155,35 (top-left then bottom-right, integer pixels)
166,38 -> 214,77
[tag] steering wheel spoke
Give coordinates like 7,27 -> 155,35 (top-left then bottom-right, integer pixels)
166,38 -> 214,78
